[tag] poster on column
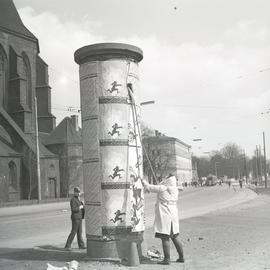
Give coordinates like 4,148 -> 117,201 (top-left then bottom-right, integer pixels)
102,188 -> 131,227
128,91 -> 145,232
99,60 -> 128,97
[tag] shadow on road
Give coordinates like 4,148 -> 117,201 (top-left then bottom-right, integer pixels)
0,247 -> 85,262
0,247 -> 159,267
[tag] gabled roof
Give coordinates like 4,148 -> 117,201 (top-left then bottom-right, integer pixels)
27,133 -> 59,158
0,140 -> 21,157
0,124 -> 20,157
0,124 -> 12,144
143,135 -> 191,148
44,117 -> 82,146
0,0 -> 39,47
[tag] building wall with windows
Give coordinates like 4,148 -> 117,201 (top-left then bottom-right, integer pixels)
143,135 -> 192,185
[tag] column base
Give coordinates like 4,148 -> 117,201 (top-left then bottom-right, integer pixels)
87,239 -> 129,260
86,233 -> 144,260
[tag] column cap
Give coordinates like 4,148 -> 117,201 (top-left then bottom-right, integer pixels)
74,43 -> 143,64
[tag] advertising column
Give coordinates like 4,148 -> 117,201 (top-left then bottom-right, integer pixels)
74,43 -> 144,259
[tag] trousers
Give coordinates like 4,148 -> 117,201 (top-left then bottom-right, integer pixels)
65,219 -> 85,248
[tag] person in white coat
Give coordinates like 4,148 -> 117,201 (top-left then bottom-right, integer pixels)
142,174 -> 184,265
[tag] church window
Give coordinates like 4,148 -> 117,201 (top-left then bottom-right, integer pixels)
21,53 -> 32,108
0,45 -> 7,108
8,161 -> 17,190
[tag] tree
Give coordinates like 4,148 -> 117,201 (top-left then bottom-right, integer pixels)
142,139 -> 174,184
141,121 -> 155,138
193,142 -> 249,180
221,143 -> 242,160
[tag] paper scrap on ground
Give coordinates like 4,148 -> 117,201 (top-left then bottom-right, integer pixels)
46,260 -> 78,270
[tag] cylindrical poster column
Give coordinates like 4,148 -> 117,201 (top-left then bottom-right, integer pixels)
74,43 -> 144,259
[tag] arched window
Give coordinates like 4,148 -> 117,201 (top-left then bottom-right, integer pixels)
48,164 -> 56,178
21,53 -> 32,108
8,161 -> 17,190
0,45 -> 8,108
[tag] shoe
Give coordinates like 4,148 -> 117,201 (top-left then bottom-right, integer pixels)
79,246 -> 86,249
64,247 -> 72,251
176,258 -> 185,263
157,259 -> 171,265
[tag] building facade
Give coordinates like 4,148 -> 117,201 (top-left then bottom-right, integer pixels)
44,115 -> 83,197
0,0 -> 60,202
143,135 -> 192,185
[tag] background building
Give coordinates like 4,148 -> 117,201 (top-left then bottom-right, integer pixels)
143,134 -> 192,185
44,115 -> 83,197
0,0 -> 60,202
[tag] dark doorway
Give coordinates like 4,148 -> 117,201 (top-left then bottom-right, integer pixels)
48,178 -> 56,198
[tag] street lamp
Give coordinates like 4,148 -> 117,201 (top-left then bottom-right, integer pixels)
140,100 -> 155,106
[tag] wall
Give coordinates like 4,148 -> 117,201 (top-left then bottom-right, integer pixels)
40,157 -> 60,199
46,143 -> 83,197
0,30 -> 38,133
66,144 -> 83,194
175,141 -> 192,184
0,156 -> 21,202
143,136 -> 192,184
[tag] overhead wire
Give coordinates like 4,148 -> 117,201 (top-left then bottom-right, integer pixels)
47,63 -> 270,113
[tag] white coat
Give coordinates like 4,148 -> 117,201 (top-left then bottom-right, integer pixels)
144,176 -> 181,235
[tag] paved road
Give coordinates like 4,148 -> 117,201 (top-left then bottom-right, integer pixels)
0,185 -> 255,249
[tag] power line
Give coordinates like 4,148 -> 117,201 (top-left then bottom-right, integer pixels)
47,62 -> 270,90
155,103 -> 243,110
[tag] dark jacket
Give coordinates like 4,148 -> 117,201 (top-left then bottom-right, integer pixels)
70,196 -> 84,220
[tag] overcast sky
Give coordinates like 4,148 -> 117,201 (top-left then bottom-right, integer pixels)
14,0 -> 270,157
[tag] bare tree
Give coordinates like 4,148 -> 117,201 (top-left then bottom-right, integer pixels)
143,142 -> 173,184
221,143 -> 242,160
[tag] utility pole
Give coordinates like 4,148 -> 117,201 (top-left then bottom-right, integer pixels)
259,145 -> 263,184
35,97 -> 41,201
255,145 -> 259,182
263,132 -> 267,188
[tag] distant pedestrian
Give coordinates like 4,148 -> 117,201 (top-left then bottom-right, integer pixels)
142,174 -> 185,265
239,179 -> 243,189
228,179 -> 231,188
65,187 -> 86,250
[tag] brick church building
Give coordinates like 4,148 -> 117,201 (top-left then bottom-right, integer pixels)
0,0 -> 83,202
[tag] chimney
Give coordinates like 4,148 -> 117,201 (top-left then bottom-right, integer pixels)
71,115 -> 79,131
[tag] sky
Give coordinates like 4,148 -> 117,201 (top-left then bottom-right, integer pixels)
13,0 -> 270,157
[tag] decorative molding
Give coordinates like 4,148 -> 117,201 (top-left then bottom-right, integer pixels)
102,226 -> 132,235
83,158 -> 99,163
80,73 -> 98,81
85,201 -> 101,206
82,115 -> 98,121
101,182 -> 131,190
100,139 -> 128,147
99,96 -> 128,104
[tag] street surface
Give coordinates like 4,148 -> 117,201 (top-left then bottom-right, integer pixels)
0,185 -> 268,270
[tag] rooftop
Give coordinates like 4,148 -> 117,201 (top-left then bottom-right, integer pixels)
0,0 -> 38,46
143,135 -> 191,148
